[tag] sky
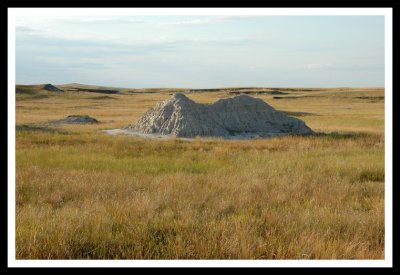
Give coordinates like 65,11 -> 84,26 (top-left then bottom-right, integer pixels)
15,15 -> 385,88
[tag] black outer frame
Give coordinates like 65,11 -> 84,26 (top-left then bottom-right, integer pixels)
4,3 -> 397,270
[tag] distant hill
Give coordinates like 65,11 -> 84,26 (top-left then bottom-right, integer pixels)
56,83 -> 122,94
40,83 -> 187,94
58,83 -> 127,93
16,84 -> 64,94
16,83 -> 122,95
58,83 -> 123,90
16,83 -> 384,96
43,84 -> 64,92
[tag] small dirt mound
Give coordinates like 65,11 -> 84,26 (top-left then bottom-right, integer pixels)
44,84 -> 64,92
89,96 -> 116,100
50,115 -> 98,124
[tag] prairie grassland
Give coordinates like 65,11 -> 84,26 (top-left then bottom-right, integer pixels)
15,88 -> 385,259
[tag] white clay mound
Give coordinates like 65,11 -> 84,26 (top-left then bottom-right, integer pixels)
125,93 -> 314,138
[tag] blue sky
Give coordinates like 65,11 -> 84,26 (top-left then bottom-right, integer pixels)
15,15 -> 385,88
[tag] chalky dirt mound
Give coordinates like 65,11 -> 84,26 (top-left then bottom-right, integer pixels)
124,93 -> 314,139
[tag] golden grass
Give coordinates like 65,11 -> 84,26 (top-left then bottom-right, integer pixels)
15,88 -> 384,259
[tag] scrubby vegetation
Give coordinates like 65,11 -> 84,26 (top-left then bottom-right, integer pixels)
15,87 -> 385,259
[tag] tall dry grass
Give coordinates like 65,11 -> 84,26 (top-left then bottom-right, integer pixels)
15,88 -> 385,259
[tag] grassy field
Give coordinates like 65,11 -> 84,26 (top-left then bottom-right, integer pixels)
15,86 -> 385,259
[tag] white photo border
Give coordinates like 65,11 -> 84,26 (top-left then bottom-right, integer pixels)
8,7 -> 393,268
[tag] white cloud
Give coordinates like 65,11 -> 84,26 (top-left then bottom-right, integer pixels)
15,26 -> 44,35
303,63 -> 333,69
81,17 -> 143,23
163,15 -> 256,26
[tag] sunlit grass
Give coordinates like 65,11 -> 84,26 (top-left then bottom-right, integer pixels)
15,88 -> 385,259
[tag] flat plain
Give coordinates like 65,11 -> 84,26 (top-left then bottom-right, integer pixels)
15,85 -> 384,259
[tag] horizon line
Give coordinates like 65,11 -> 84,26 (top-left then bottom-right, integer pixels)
14,82 -> 385,90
